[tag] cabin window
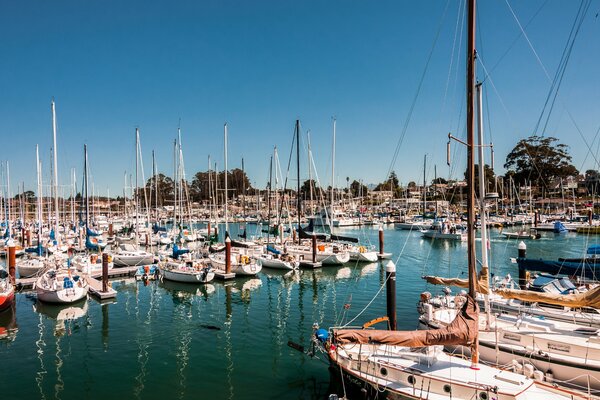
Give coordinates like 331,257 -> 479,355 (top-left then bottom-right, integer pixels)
407,375 -> 416,385
443,384 -> 452,394
479,392 -> 488,400
380,367 -> 388,377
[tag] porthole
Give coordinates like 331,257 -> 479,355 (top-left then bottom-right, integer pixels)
380,367 -> 388,377
479,392 -> 488,400
443,384 -> 452,394
407,375 -> 416,385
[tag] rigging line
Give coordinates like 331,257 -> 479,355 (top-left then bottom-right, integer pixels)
385,0 -> 451,181
579,124 -> 600,170
440,0 -> 464,121
535,0 -> 591,136
480,0 -> 549,84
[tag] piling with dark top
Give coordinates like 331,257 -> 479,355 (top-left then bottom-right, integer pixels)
8,241 -> 16,284
386,261 -> 397,331
534,211 -> 538,227
207,221 -> 211,238
225,236 -> 232,274
214,227 -> 218,238
312,233 -> 317,263
108,223 -> 113,237
378,226 -> 384,256
518,241 -> 527,289
102,253 -> 109,292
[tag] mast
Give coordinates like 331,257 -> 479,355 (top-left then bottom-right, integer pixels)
242,158 -> 246,219
84,144 -> 90,229
296,120 -> 301,244
330,118 -> 336,231
466,0 -> 478,368
51,99 -> 60,245
476,82 -> 492,328
224,123 -> 229,236
36,146 -> 43,248
423,155 -> 426,218
267,154 -> 273,244
135,128 -> 140,246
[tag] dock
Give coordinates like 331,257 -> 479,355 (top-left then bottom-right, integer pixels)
86,275 -> 118,300
298,261 -> 322,269
16,266 -> 140,290
213,269 -> 236,280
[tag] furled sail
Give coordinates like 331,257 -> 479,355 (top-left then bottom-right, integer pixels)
495,285 -> 600,309
422,266 -> 490,295
334,295 -> 478,347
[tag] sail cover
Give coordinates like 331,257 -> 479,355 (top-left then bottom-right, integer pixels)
422,266 -> 490,295
495,285 -> 600,309
334,295 -> 478,347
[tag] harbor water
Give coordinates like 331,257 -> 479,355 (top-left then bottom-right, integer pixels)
1,224 -> 598,399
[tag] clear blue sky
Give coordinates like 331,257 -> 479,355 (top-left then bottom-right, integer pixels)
1,0 -> 599,197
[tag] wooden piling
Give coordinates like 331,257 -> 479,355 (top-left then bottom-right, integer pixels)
8,242 -> 16,284
102,253 -> 109,292
518,241 -> 527,289
385,261 -> 397,331
108,223 -> 113,237
225,237 -> 231,274
378,226 -> 384,256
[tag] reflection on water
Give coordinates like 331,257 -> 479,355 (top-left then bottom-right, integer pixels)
0,302 -> 17,342
5,225 -> 591,399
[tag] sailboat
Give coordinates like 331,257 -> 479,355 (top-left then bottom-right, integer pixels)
308,2 -> 590,398
110,129 -> 154,267
208,123 -> 262,276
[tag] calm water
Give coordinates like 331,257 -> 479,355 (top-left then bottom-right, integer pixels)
1,224 -> 598,399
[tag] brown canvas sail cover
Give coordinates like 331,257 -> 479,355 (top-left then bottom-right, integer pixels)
422,266 -> 490,295
334,295 -> 479,347
495,285 -> 600,309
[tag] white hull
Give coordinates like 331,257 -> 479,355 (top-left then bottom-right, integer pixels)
349,251 -> 378,262
112,254 -> 154,267
208,254 -> 262,276
258,255 -> 297,270
161,267 -> 215,283
421,230 -> 467,241
35,270 -> 88,304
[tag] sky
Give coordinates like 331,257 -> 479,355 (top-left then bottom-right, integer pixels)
1,0 -> 599,197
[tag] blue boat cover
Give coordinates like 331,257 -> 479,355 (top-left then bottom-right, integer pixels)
172,244 -> 190,260
267,245 -> 281,255
588,245 -> 600,255
49,229 -> 55,240
553,221 -> 568,233
153,224 -> 167,234
87,227 -> 100,237
518,258 -> 600,280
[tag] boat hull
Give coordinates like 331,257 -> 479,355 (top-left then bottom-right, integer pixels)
161,268 -> 215,283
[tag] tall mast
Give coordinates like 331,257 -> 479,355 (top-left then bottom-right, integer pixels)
466,0 -> 478,368
51,99 -> 60,244
296,120 -> 301,244
423,155 -> 426,218
477,82 -> 492,328
224,123 -> 229,235
36,145 -> 43,245
267,154 -> 273,244
330,118 -> 336,231
466,0 -> 477,299
135,128 -> 140,246
84,144 -> 90,228
242,157 -> 246,218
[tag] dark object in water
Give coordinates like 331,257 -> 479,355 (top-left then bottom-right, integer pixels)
287,340 -> 304,353
200,324 -> 221,331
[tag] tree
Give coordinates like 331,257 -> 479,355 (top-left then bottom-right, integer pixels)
349,180 -> 369,198
585,169 -> 600,195
145,173 -> 174,206
374,171 -> 399,193
464,164 -> 495,193
504,135 -> 578,189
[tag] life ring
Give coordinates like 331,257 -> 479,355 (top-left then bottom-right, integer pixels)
241,255 -> 250,264
359,246 -> 366,253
